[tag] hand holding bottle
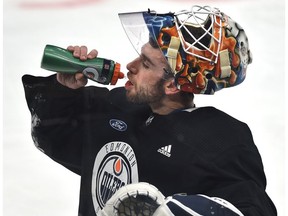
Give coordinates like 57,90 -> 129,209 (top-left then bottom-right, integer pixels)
56,46 -> 97,89
41,45 -> 124,89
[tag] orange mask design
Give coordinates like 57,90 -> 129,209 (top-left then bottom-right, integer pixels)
119,6 -> 252,94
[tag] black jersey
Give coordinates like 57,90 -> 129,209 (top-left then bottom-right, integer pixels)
22,74 -> 277,216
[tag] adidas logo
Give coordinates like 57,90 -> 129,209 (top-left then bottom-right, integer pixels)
157,145 -> 172,157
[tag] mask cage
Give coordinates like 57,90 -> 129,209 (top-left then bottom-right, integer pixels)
174,5 -> 223,63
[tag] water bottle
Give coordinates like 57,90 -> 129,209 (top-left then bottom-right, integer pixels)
41,44 -> 124,85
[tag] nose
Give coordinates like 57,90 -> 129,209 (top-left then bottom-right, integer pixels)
126,56 -> 140,74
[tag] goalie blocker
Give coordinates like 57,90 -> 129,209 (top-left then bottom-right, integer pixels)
154,194 -> 244,216
100,182 -> 244,216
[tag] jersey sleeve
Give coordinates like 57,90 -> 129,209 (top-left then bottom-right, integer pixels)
22,74 -> 110,174
207,123 -> 277,216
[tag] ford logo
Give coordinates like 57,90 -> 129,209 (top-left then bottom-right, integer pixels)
109,119 -> 127,132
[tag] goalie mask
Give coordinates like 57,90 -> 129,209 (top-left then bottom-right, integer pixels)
119,6 -> 252,94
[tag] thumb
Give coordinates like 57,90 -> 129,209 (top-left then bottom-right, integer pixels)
75,73 -> 88,86
75,72 -> 85,80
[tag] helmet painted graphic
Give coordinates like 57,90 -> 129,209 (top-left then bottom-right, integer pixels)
119,6 -> 252,94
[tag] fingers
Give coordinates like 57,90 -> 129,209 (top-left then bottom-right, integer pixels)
70,46 -> 87,60
87,49 -> 98,59
67,45 -> 98,61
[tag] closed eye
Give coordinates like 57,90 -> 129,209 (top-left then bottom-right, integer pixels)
140,55 -> 151,69
140,53 -> 155,69
142,59 -> 150,69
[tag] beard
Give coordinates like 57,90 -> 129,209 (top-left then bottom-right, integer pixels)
126,79 -> 166,104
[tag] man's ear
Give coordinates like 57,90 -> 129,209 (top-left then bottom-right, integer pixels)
165,79 -> 180,95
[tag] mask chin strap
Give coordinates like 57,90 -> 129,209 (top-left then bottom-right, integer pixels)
166,36 -> 181,72
219,49 -> 232,78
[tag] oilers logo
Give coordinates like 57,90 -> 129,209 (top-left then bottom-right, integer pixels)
91,141 -> 139,214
